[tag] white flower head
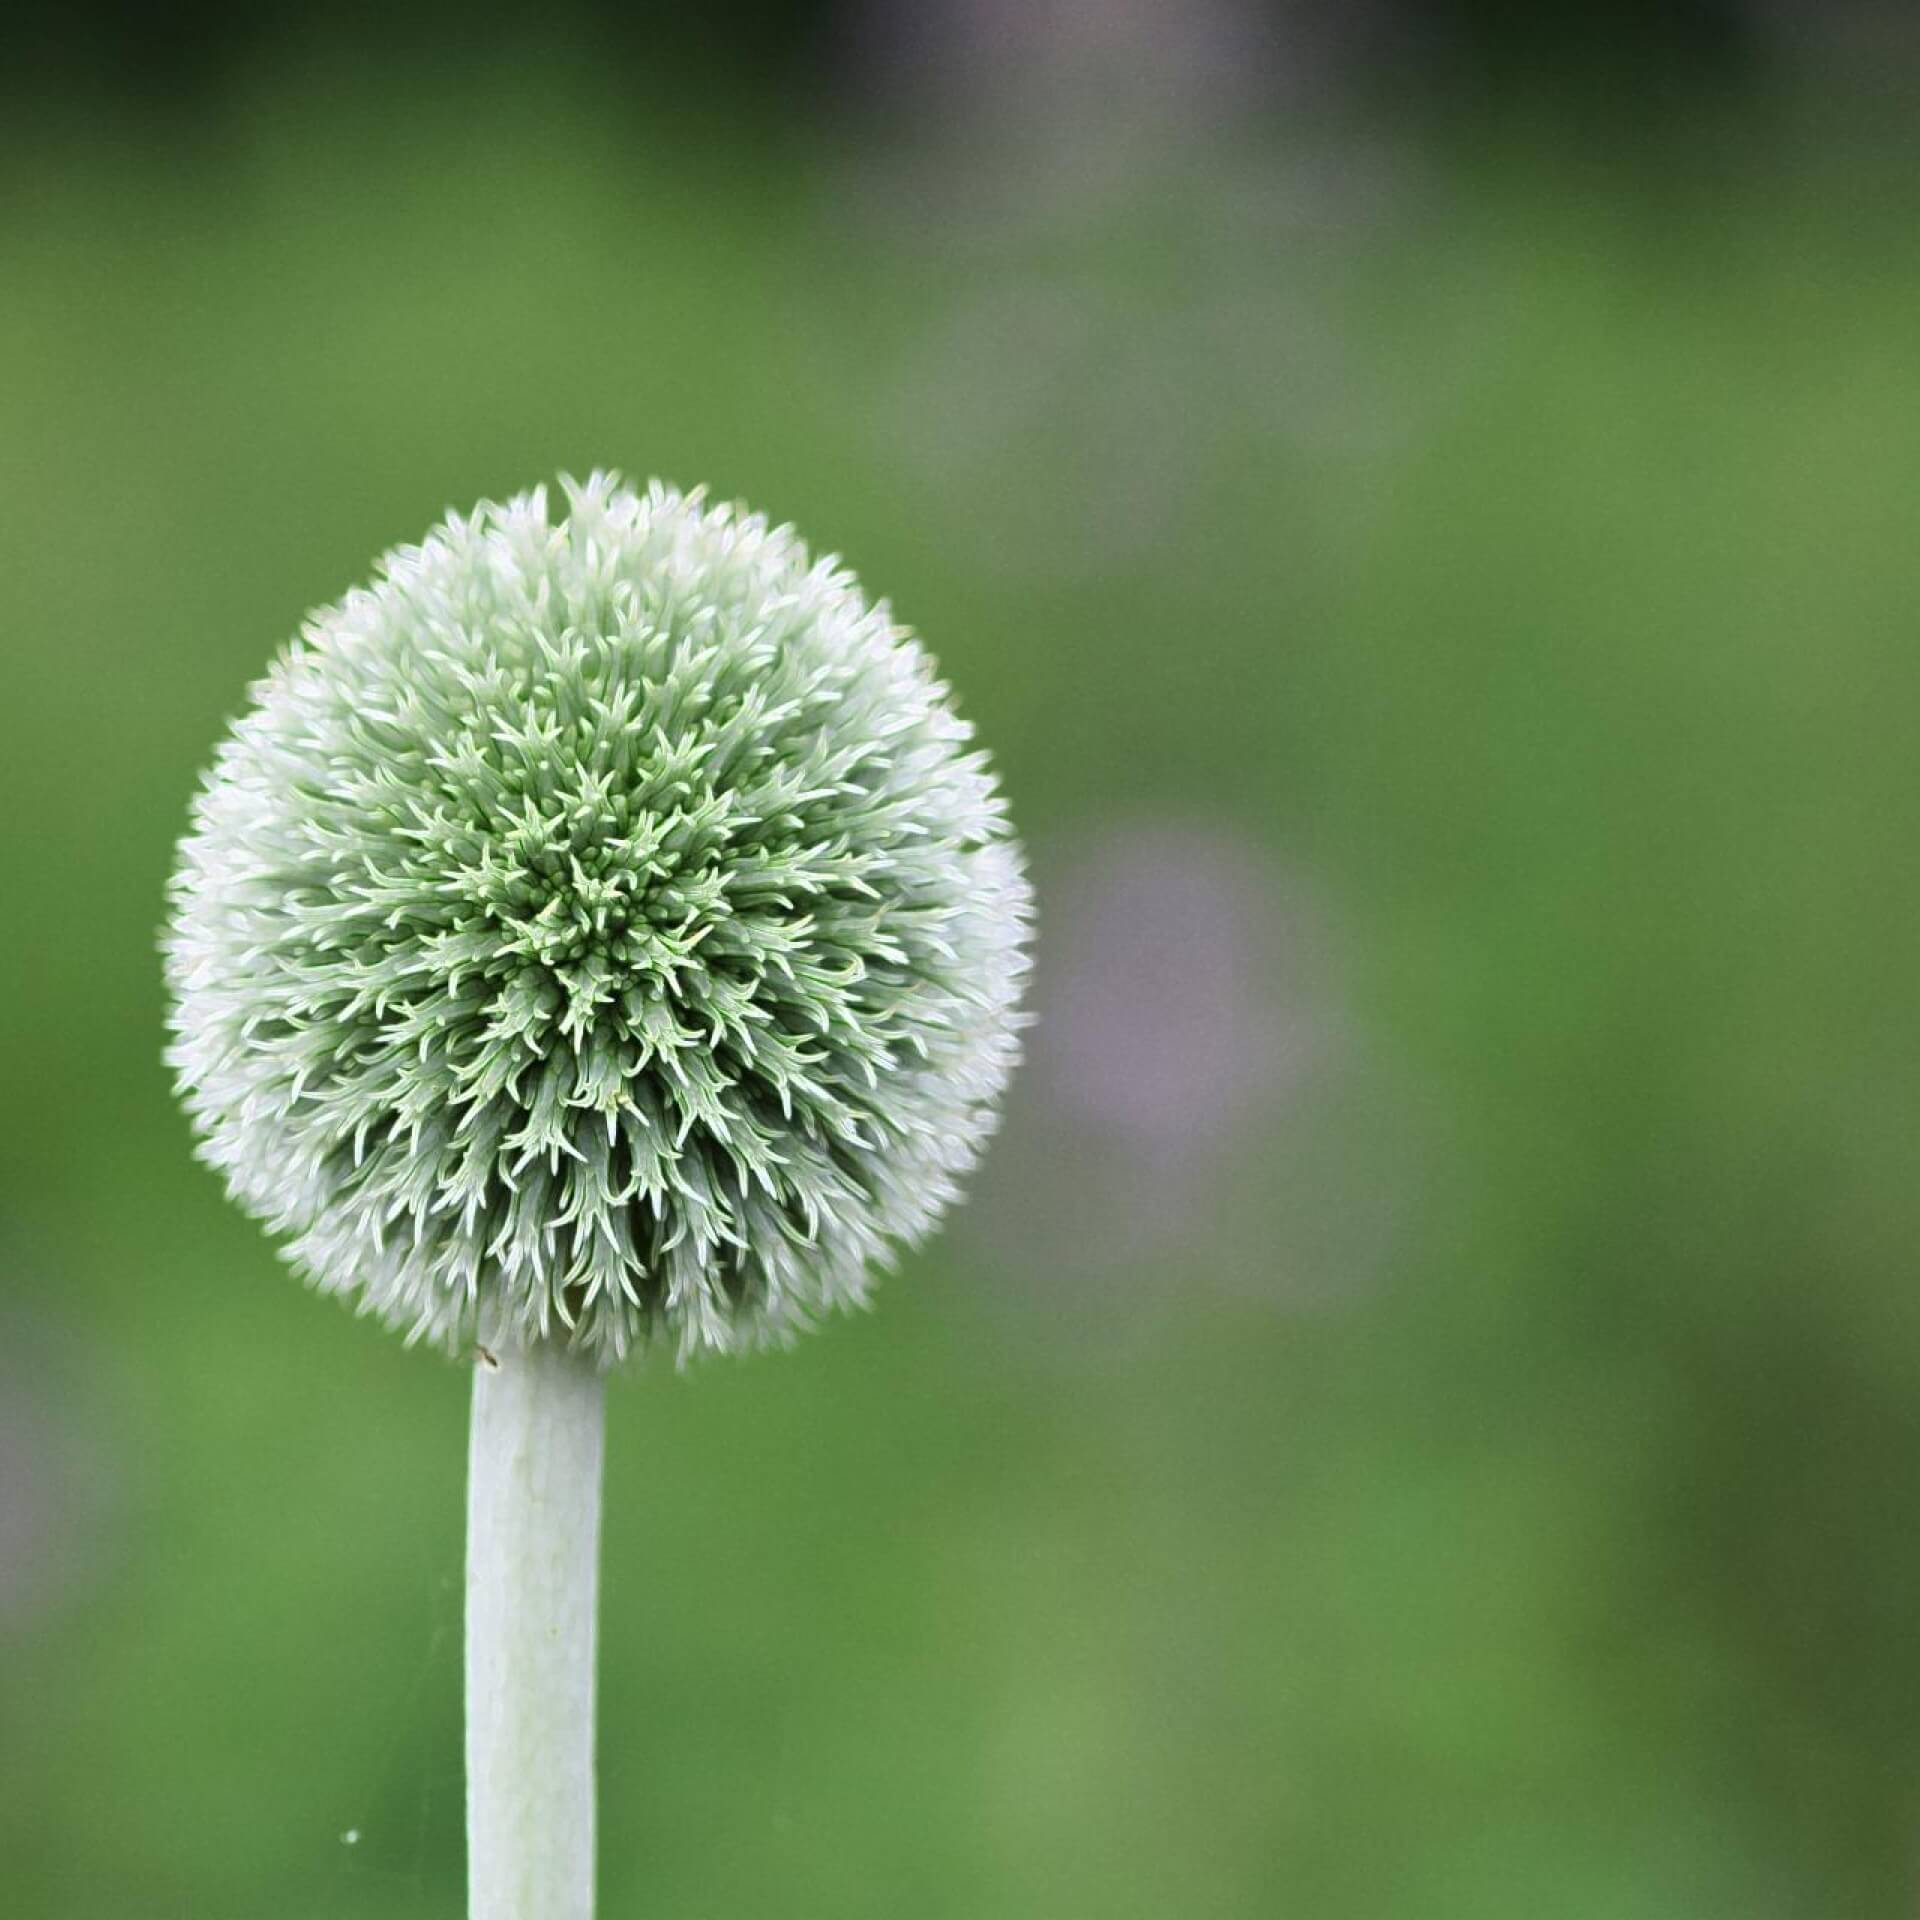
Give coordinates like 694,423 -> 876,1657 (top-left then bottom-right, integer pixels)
165,475 -> 1032,1365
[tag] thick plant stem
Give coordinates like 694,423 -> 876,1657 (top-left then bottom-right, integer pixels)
466,1341 -> 606,1920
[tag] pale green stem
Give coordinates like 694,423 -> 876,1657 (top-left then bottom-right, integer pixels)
466,1340 -> 606,1920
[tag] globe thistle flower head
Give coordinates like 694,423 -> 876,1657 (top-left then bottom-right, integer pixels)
165,476 -> 1032,1365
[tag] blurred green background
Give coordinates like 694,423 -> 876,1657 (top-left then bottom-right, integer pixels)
7,8 -> 1920,1915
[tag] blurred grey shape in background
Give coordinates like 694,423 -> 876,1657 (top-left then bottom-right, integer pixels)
970,824 -> 1419,1358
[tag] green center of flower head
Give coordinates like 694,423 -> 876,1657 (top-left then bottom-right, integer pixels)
483,811 -> 697,982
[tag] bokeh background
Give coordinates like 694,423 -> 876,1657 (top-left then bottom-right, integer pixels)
7,3 -> 1920,1914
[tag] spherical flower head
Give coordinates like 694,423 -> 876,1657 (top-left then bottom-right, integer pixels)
165,476 -> 1033,1365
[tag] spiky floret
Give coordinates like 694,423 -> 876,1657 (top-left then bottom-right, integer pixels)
164,475 -> 1032,1364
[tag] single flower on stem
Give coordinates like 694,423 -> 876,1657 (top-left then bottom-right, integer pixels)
164,474 -> 1033,1920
